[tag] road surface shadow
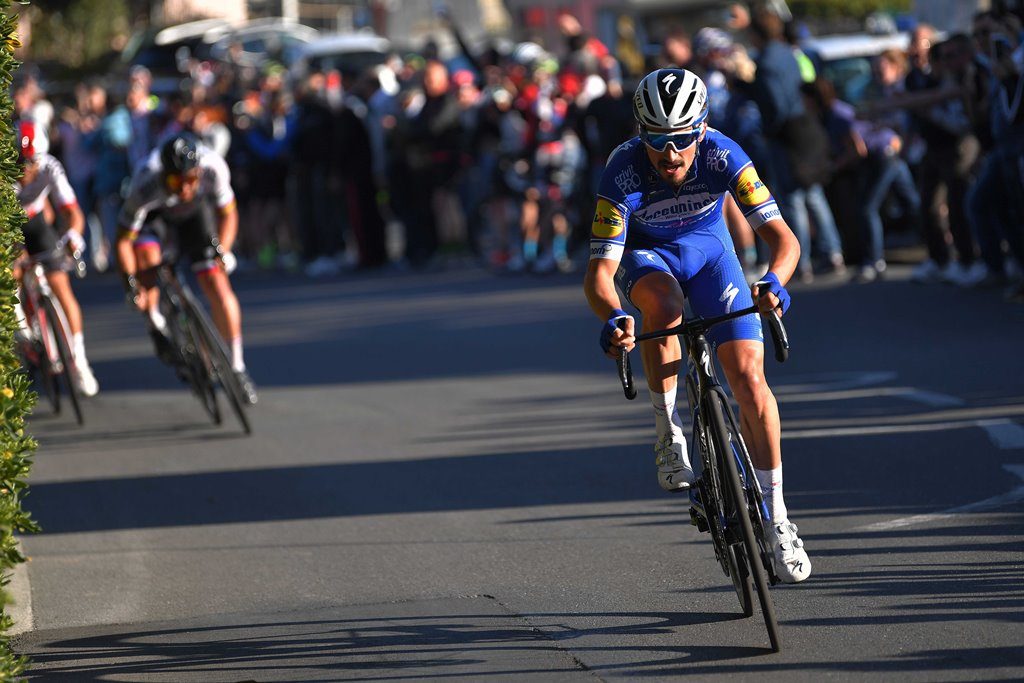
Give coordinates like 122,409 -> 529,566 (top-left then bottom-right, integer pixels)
18,604 -> 1022,681
16,606 -> 752,682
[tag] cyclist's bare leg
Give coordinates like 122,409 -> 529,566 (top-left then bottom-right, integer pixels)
716,339 -> 781,471
134,243 -> 163,316
46,270 -> 83,335
197,268 -> 241,347
717,338 -> 809,581
628,271 -> 684,393
629,271 -> 693,486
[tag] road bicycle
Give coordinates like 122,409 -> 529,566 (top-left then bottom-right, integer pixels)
617,295 -> 790,652
18,252 -> 88,425
152,261 -> 251,435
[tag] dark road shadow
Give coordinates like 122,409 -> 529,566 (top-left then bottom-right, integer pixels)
15,607 -> 768,682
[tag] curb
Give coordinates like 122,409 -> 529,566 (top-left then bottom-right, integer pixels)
7,538 -> 33,636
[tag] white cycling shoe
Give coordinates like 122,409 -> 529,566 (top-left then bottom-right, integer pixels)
73,363 -> 100,397
655,434 -> 695,492
771,521 -> 811,583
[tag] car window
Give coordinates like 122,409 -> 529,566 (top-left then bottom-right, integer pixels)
821,56 -> 875,105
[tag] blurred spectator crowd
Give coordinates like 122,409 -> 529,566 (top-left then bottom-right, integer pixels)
12,2 -> 1024,302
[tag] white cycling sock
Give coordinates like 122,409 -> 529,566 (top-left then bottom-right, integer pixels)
72,332 -> 88,365
148,307 -> 168,334
231,336 -> 245,373
650,385 -> 685,440
755,466 -> 787,524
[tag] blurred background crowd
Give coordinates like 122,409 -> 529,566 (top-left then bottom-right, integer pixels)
12,0 -> 1024,302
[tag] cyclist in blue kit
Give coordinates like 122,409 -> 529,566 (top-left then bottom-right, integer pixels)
584,68 -> 811,583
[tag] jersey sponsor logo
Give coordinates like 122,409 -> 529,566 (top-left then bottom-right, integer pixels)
736,166 -> 770,206
590,242 -> 624,260
615,166 -> 642,194
705,147 -> 731,173
747,203 -> 781,228
637,194 -> 716,222
592,198 -> 625,239
719,282 -> 739,313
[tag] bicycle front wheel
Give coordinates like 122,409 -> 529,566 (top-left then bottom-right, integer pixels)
706,390 -> 780,652
177,312 -> 222,426
182,291 -> 251,435
42,297 -> 83,426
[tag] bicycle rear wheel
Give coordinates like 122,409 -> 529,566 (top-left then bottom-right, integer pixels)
26,337 -> 60,416
42,297 -> 83,426
182,291 -> 251,435
706,390 -> 780,652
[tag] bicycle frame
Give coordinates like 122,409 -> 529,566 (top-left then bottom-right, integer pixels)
614,298 -> 789,650
152,261 -> 251,434
22,263 -> 68,369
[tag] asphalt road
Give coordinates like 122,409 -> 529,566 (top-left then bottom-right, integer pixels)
12,262 -> 1024,682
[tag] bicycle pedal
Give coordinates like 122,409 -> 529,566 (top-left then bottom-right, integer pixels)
689,507 -> 709,532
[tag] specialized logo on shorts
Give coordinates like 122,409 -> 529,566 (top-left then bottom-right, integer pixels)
719,282 -> 739,313
735,166 -> 770,206
592,198 -> 625,239
615,166 -> 641,194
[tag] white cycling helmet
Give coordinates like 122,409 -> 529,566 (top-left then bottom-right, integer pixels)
633,68 -> 709,130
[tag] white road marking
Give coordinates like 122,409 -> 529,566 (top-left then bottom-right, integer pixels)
857,464 -> 1024,532
778,387 -> 963,406
901,390 -> 965,408
782,420 -> 981,440
978,419 -> 1024,449
773,371 -> 896,395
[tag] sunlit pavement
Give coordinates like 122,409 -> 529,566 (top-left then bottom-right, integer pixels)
13,263 -> 1024,681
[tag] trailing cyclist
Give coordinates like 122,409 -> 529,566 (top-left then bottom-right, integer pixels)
115,132 -> 257,404
583,68 -> 811,583
14,121 -> 99,397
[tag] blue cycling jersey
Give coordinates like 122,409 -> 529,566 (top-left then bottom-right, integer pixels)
589,128 -> 779,262
591,128 -> 778,347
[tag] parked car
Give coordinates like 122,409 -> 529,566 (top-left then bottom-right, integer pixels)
119,19 -> 232,95
801,31 -> 912,105
291,32 -> 391,80
209,18 -> 320,69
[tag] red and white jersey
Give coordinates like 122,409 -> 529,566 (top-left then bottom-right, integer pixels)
16,152 -> 78,219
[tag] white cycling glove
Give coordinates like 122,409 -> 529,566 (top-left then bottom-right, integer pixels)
58,230 -> 86,253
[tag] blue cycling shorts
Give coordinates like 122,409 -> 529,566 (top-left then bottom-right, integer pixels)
614,228 -> 763,348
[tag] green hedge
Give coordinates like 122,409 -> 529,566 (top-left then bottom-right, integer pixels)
0,1 -> 39,679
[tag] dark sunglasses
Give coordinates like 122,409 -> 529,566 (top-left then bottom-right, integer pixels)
639,125 -> 702,153
164,171 -> 199,192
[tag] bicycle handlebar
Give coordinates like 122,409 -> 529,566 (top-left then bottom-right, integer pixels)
617,319 -> 638,400
616,297 -> 790,400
